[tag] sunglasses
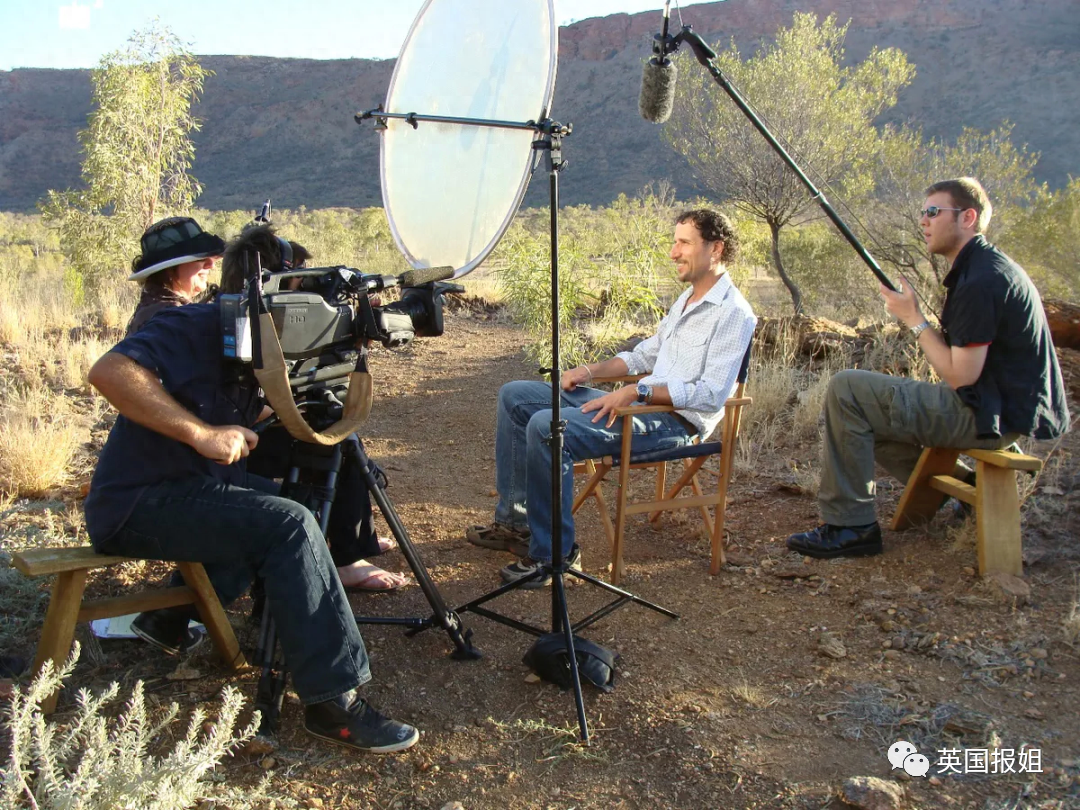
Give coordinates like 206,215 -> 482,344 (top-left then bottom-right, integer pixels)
919,206 -> 965,219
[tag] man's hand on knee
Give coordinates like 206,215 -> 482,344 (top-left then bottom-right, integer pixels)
580,386 -> 638,428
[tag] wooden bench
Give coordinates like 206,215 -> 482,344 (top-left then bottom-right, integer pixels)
12,547 -> 247,714
891,447 -> 1043,576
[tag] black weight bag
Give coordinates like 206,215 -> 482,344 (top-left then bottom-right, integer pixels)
523,633 -> 618,693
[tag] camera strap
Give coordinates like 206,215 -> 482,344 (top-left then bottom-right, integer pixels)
252,307 -> 373,445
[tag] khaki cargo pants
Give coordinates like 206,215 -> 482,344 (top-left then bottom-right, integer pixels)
818,369 -> 1016,526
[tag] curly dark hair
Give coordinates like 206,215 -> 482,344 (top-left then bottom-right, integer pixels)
674,208 -> 739,262
219,224 -> 312,294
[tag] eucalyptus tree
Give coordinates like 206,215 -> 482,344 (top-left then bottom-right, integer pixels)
42,23 -> 209,299
663,13 -> 914,314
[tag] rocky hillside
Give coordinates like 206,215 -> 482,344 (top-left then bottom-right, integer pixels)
0,0 -> 1076,212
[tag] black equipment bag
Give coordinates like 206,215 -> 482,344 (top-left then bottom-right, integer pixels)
523,633 -> 617,693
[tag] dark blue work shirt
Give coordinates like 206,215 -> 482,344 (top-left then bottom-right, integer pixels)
942,235 -> 1070,440
84,303 -> 264,546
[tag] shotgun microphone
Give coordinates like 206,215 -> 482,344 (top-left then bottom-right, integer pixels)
639,57 -> 678,123
639,0 -> 678,123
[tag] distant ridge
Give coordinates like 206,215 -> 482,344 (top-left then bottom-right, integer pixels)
0,0 -> 1076,212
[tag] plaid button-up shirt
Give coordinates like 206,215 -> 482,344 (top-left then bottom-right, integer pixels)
616,273 -> 756,438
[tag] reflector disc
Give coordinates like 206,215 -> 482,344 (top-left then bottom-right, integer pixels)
381,0 -> 557,278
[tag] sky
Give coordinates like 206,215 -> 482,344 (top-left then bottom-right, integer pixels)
0,0 -> 718,71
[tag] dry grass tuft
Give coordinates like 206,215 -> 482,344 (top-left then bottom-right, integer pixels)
61,335 -> 109,390
728,670 -> 778,709
0,388 -> 86,498
790,461 -> 822,496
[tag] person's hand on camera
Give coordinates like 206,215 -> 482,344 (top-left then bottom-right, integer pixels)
580,385 -> 638,428
561,365 -> 592,391
193,425 -> 259,465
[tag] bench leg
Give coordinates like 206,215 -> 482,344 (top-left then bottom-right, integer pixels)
975,463 -> 1023,577
177,563 -> 247,671
35,570 -> 87,714
892,448 -> 961,530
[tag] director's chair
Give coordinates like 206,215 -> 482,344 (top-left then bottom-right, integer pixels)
572,344 -> 752,585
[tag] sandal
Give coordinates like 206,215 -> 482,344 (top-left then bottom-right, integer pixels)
339,561 -> 409,592
465,523 -> 530,556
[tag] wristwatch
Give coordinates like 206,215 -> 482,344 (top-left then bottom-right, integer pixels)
636,382 -> 652,404
910,320 -> 932,338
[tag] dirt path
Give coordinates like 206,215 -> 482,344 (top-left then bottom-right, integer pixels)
10,308 -> 1080,809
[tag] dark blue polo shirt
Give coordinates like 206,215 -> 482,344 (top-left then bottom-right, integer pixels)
942,235 -> 1070,440
84,303 -> 264,546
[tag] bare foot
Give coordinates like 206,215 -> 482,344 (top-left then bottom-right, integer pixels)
337,560 -> 409,591
376,536 -> 397,554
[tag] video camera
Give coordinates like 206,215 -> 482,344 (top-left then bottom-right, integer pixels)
219,203 -> 461,410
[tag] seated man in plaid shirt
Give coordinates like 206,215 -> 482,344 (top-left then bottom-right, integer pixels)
467,208 -> 758,586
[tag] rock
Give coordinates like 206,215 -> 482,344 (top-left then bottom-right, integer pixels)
258,756 -> 276,770
983,572 -> 1031,605
524,673 -> 541,684
440,804 -> 465,810
166,665 -> 203,681
841,776 -> 904,810
772,566 -> 808,579
1024,708 -> 1045,720
817,632 -> 847,659
724,551 -> 756,567
1045,299 -> 1080,350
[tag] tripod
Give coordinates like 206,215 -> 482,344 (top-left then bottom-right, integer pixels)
253,427 -> 480,734
420,121 -> 679,744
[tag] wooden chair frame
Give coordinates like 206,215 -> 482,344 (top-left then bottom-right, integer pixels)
572,377 -> 751,585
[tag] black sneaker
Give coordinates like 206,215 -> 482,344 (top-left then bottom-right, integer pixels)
305,691 -> 419,753
500,545 -> 582,589
130,610 -> 207,656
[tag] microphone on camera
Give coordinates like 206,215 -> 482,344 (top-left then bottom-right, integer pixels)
399,265 -> 455,287
639,0 -> 678,124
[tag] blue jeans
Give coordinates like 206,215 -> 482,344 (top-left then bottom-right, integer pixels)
97,473 -> 371,705
494,380 -> 694,562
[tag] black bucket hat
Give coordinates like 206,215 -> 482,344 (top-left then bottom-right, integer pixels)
128,216 -> 226,281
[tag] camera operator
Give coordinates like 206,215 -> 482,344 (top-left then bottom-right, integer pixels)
221,225 -> 408,593
84,225 -> 420,752
125,216 -> 224,335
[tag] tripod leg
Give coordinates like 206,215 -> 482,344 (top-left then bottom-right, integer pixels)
253,600 -> 288,736
551,573 -> 590,744
345,437 -> 481,661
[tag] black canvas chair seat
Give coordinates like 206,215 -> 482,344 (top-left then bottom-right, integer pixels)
614,439 -> 723,467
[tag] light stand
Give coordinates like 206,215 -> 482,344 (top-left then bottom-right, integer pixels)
357,108 -> 679,744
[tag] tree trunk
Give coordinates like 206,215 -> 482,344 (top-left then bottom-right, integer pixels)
769,220 -> 802,315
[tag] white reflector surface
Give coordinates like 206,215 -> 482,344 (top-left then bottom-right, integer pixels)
381,0 -> 557,278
